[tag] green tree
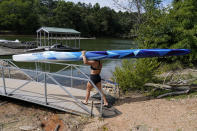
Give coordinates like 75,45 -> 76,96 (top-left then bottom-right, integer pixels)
0,0 -> 39,34
169,0 -> 197,65
137,0 -> 197,65
52,1 -> 74,28
0,0 -> 135,37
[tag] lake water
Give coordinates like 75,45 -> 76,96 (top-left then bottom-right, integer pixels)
0,36 -> 136,80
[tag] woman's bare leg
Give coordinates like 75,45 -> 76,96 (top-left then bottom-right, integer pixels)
96,82 -> 108,106
84,82 -> 93,103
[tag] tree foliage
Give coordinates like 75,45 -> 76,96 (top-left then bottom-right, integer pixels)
113,0 -> 197,93
137,0 -> 197,65
0,0 -> 135,37
0,0 -> 40,33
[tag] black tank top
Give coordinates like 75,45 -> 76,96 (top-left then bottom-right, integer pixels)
90,61 -> 101,70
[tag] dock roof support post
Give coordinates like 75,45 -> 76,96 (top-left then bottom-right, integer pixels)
61,34 -> 63,45
68,34 -> 70,47
79,34 -> 80,49
56,34 -> 57,44
75,34 -> 76,48
50,33 -> 53,46
40,31 -> 41,47
37,32 -> 38,47
70,34 -> 71,47
66,34 -> 68,47
48,33 -> 49,47
44,31 -> 46,47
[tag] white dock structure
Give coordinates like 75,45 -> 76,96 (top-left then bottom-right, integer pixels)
36,27 -> 81,49
0,60 -> 104,117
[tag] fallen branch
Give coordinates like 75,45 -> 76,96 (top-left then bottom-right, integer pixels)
172,86 -> 190,91
168,78 -> 197,85
189,84 -> 197,91
157,90 -> 190,98
145,83 -> 191,91
169,84 -> 191,86
182,78 -> 197,84
144,83 -> 172,90
146,69 -> 197,98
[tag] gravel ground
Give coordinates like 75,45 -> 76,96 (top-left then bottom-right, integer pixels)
83,69 -> 197,131
83,94 -> 197,131
1,93 -> 197,131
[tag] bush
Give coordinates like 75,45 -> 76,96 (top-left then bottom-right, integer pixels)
113,58 -> 160,93
157,60 -> 183,73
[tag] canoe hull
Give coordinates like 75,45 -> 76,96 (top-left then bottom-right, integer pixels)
12,49 -> 191,62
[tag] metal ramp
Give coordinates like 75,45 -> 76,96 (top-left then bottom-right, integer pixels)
0,60 -> 104,116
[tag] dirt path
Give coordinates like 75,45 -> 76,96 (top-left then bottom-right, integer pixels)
83,95 -> 197,131
0,97 -> 89,131
1,94 -> 197,131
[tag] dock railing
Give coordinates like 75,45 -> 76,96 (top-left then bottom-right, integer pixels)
0,59 -> 107,117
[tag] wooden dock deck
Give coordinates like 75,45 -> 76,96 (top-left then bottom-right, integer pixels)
0,78 -> 100,116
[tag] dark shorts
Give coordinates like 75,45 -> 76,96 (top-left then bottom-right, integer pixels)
90,74 -> 101,85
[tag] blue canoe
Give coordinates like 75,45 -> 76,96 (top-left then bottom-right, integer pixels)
12,49 -> 191,62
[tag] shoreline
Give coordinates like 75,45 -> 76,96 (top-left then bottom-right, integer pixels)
0,46 -> 25,56
0,35 -> 96,40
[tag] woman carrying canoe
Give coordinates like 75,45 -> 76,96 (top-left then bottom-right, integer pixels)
81,51 -> 109,107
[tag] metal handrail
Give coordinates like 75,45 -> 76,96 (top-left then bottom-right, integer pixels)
1,59 -> 35,81
0,59 -> 104,116
38,65 -> 71,83
47,73 -> 92,114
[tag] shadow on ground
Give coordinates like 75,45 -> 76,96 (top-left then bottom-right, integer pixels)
91,92 -> 155,118
91,93 -> 122,118
115,95 -> 153,106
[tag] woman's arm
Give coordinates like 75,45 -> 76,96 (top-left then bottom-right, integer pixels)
82,51 -> 95,65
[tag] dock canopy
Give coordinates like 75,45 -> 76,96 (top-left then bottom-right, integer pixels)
36,27 -> 81,34
36,27 -> 81,48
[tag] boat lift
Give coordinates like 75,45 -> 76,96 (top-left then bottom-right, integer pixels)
36,27 -> 81,49
0,59 -> 110,117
